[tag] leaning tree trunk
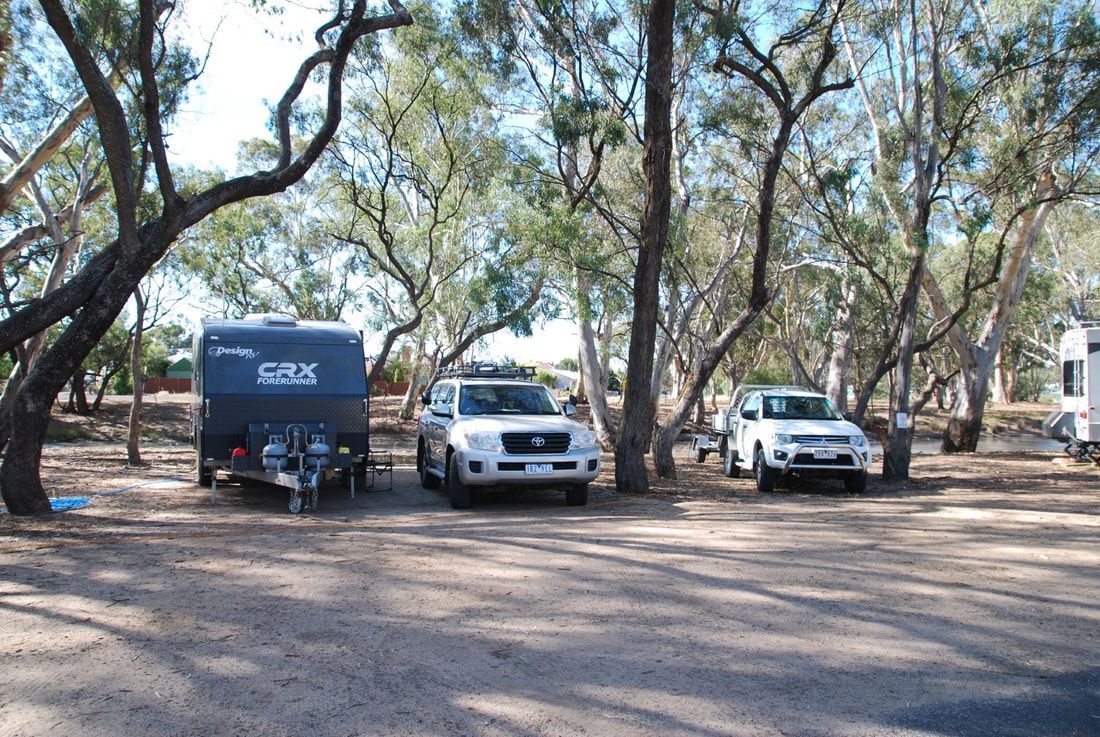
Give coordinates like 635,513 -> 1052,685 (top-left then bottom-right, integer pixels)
126,287 -> 146,465
398,332 -> 428,420
2,259 -> 149,512
941,347 -> 993,453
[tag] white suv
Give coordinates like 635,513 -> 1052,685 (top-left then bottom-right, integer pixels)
720,387 -> 871,493
416,366 -> 601,508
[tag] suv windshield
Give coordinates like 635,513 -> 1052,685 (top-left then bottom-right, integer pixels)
762,395 -> 841,420
459,384 -> 561,416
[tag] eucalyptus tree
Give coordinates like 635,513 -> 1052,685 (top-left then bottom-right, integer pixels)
650,0 -> 853,479
918,1 -> 1100,452
0,0 -> 412,515
179,157 -> 364,321
840,0 -> 1100,463
328,7 -> 544,391
456,0 -> 646,450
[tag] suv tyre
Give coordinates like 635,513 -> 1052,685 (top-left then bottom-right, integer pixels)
447,453 -> 473,509
566,483 -> 589,506
418,446 -> 441,489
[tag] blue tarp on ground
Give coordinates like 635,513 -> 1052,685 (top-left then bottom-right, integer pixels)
50,497 -> 93,511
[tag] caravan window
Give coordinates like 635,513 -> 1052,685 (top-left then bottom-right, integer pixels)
1063,359 -> 1084,397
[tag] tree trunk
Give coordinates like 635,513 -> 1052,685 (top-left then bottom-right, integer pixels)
575,269 -> 616,448
882,247 -> 924,481
824,277 -> 857,412
398,331 -> 428,420
127,287 -> 146,465
614,0 -> 674,493
941,349 -> 992,453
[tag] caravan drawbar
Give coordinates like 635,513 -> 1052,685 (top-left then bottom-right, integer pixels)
191,315 -> 374,513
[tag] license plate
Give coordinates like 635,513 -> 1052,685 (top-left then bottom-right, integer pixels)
813,449 -> 838,460
525,463 -> 554,475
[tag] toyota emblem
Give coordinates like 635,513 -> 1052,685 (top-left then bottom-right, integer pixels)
531,436 -> 545,447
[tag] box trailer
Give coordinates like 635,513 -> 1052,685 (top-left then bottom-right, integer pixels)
191,315 -> 380,512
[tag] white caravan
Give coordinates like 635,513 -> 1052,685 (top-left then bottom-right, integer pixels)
1059,326 -> 1100,455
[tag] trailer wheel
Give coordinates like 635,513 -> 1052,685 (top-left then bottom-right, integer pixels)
447,454 -> 473,509
195,443 -> 212,487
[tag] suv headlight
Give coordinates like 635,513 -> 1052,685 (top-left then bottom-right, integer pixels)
571,430 -> 597,450
850,435 -> 868,447
774,433 -> 793,445
465,431 -> 502,452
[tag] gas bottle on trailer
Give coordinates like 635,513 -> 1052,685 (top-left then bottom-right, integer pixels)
305,441 -> 331,470
262,442 -> 289,471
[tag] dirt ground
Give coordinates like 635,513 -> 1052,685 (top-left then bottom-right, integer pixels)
0,397 -> 1097,736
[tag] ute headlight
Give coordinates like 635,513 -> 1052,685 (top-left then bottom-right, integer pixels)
571,430 -> 598,450
774,433 -> 794,445
850,435 -> 868,447
465,431 -> 502,452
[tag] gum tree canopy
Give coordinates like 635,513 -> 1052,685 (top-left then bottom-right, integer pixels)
0,0 -> 412,515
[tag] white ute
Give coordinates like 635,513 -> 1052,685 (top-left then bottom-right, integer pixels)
694,385 -> 872,493
416,365 -> 601,509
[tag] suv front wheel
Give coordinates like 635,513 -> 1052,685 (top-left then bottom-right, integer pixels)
447,453 -> 473,509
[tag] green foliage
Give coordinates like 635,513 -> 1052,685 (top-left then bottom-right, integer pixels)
557,357 -> 578,371
534,369 -> 557,389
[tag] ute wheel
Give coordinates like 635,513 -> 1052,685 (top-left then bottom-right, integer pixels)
447,454 -> 473,509
723,446 -> 740,478
419,446 -> 441,489
845,470 -> 868,494
694,446 -> 707,464
754,447 -> 777,493
566,483 -> 589,506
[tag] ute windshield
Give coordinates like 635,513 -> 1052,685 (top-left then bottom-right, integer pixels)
459,384 -> 562,416
762,395 -> 842,421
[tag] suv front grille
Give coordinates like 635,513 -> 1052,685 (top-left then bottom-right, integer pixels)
501,432 -> 571,455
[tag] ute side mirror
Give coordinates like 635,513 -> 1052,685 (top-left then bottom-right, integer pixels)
421,392 -> 431,406
843,411 -> 854,422
562,403 -> 576,417
741,409 -> 758,421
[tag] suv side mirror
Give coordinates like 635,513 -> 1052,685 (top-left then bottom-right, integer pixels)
741,409 -> 758,421
562,403 -> 576,417
842,411 -> 854,422
431,404 -> 453,418
421,392 -> 431,406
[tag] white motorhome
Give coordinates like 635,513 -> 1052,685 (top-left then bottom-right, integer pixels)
1059,326 -> 1100,450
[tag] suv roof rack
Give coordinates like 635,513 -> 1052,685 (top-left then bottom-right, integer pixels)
437,363 -> 536,380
